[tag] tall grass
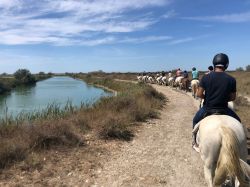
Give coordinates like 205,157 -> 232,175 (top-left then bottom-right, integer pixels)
229,71 -> 250,96
0,101 -> 84,126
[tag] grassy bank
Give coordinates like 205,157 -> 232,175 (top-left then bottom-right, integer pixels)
0,74 -> 52,94
0,76 -> 165,169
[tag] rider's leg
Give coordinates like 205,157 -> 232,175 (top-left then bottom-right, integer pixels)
193,106 -> 206,129
225,107 -> 241,122
192,107 -> 206,147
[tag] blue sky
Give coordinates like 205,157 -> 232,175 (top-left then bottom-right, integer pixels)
0,0 -> 250,73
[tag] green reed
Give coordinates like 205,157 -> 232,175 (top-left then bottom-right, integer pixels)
0,100 -> 89,126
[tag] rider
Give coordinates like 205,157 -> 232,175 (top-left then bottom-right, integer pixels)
183,70 -> 188,78
192,53 -> 241,150
168,71 -> 172,78
176,68 -> 182,77
191,67 -> 199,80
205,66 -> 214,75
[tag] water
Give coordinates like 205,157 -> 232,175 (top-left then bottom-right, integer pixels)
0,77 -> 112,118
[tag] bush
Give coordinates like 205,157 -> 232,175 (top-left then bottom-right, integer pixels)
14,69 -> 36,84
246,65 -> 250,72
236,67 -> 244,71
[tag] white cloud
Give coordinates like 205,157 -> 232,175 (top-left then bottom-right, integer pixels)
183,11 -> 250,23
0,0 -> 21,9
168,37 -> 195,45
0,0 -> 172,46
168,35 -> 210,45
162,10 -> 177,19
119,36 -> 172,44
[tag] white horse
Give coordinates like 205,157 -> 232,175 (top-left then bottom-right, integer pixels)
148,76 -> 154,84
161,76 -> 167,85
156,76 -> 163,85
168,77 -> 175,87
137,75 -> 143,82
174,76 -> 184,89
191,79 -> 199,98
197,115 -> 250,187
142,75 -> 148,83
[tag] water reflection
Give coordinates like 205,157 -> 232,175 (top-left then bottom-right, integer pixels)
0,77 -> 112,118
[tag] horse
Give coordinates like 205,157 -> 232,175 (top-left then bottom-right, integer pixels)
168,77 -> 175,87
196,115 -> 250,187
174,76 -> 184,89
156,76 -> 163,85
181,78 -> 190,92
191,79 -> 199,98
148,76 -> 154,84
137,75 -> 143,82
142,75 -> 148,83
161,76 -> 168,85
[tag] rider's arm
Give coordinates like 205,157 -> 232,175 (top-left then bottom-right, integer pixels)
197,87 -> 205,99
229,78 -> 237,101
229,92 -> 236,101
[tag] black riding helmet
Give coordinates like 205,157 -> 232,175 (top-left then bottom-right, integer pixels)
208,66 -> 213,71
213,53 -> 229,69
192,67 -> 196,71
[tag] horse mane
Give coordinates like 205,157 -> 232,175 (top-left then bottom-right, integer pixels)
214,126 -> 249,186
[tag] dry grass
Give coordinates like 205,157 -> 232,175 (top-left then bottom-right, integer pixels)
229,71 -> 250,97
0,76 -> 165,169
228,72 -> 250,129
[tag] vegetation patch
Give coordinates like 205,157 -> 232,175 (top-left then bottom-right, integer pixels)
0,74 -> 165,169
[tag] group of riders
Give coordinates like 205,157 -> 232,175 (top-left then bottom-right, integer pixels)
137,67 -> 203,93
137,53 -> 241,152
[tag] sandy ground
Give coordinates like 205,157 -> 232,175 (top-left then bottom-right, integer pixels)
0,85 -> 207,187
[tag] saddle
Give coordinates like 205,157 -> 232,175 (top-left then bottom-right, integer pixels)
203,108 -> 227,118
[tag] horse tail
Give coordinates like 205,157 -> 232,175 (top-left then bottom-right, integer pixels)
214,126 -> 249,186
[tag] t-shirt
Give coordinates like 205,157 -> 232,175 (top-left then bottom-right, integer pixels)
200,72 -> 236,109
176,70 -> 182,77
192,70 -> 199,79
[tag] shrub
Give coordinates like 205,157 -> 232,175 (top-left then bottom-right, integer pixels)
246,65 -> 250,72
14,69 -> 36,84
236,67 -> 244,72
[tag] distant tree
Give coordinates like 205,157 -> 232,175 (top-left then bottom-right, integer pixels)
48,72 -> 54,76
14,69 -> 36,84
236,67 -> 244,71
38,71 -> 45,75
1,72 -> 8,76
246,65 -> 250,72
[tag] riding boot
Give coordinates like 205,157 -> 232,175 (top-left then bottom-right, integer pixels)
192,132 -> 196,146
192,132 -> 200,152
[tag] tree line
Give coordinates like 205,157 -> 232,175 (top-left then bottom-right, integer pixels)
236,65 -> 250,72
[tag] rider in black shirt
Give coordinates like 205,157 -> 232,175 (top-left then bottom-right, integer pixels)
192,53 -> 241,149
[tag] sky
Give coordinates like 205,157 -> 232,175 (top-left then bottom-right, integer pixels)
0,0 -> 250,73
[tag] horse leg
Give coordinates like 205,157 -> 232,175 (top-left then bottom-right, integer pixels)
192,87 -> 194,97
194,85 -> 197,99
204,162 -> 215,187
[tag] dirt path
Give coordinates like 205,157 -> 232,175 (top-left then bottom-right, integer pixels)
90,85 -> 206,187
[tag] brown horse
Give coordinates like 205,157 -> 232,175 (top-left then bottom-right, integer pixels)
181,78 -> 190,92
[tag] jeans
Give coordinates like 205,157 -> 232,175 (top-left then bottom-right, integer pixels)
193,106 -> 241,128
